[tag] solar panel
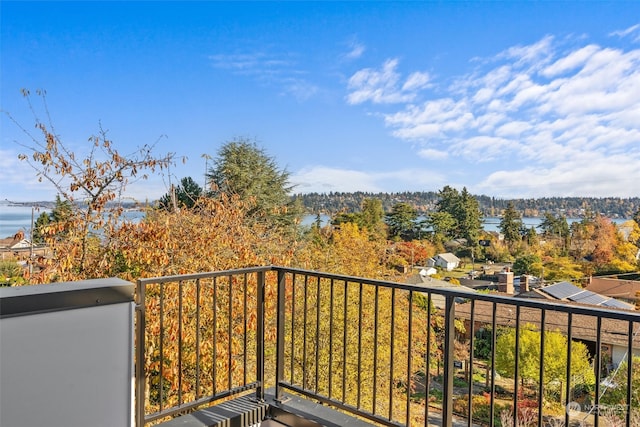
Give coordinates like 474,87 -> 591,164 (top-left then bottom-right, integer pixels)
571,291 -> 607,305
602,299 -> 634,309
540,281 -> 633,310
542,282 -> 581,300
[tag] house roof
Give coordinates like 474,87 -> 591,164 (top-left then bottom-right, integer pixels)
586,277 -> 640,301
406,274 -> 476,309
436,252 -> 460,263
535,281 -> 635,310
0,237 -> 31,250
455,299 -> 640,349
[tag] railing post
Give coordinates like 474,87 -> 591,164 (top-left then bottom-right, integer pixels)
135,279 -> 146,427
442,294 -> 455,427
275,269 -> 287,401
256,271 -> 266,401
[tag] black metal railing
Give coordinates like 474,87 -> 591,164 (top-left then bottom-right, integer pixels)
136,267 -> 640,427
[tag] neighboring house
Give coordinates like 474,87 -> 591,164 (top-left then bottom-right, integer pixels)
427,252 -> 461,271
455,279 -> 639,369
416,267 -> 437,277
586,277 -> 640,305
405,273 -> 476,309
527,281 -> 635,310
456,299 -> 639,369
0,232 -> 32,251
0,232 -> 49,261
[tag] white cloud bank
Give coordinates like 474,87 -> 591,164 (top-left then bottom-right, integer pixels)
290,166 -> 445,194
346,31 -> 640,198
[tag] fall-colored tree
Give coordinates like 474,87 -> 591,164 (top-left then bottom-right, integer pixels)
590,215 -> 618,271
513,254 -> 543,276
8,90 -> 175,280
393,241 -> 435,267
495,324 -> 594,400
110,195 -> 296,280
541,256 -> 583,282
331,197 -> 387,241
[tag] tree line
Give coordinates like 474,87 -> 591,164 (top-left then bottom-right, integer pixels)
295,192 -> 640,219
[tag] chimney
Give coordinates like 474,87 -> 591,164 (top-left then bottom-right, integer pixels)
520,275 -> 530,292
498,269 -> 514,294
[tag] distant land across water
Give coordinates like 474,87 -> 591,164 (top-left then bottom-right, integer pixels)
0,204 -> 629,238
299,213 -> 630,233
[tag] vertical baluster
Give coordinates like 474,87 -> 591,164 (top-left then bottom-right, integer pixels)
406,290 -> 413,425
195,278 -> 201,399
372,285 -> 379,415
513,305 -> 521,424
302,275 -> 309,390
467,299 -> 475,427
315,276 -> 321,393
357,282 -> 363,409
342,280 -> 348,404
329,278 -> 335,399
537,309 -> 546,427
424,293 -> 432,427
564,313 -> 573,427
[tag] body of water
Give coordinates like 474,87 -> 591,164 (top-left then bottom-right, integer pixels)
1,205 -> 631,239
0,205 -> 144,238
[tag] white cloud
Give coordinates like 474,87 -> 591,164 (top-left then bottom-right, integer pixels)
209,52 -> 293,73
542,44 -> 600,77
346,59 -> 431,105
347,34 -> 640,197
344,41 -> 366,60
500,35 -> 554,69
291,166 -> 383,193
609,24 -> 640,39
402,71 -> 431,91
0,148 -> 59,201
476,152 -> 640,198
280,79 -> 319,101
495,121 -> 532,137
210,51 -> 318,102
417,148 -> 448,160
290,165 -> 444,194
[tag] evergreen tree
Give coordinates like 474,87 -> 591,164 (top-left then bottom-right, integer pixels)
426,211 -> 456,241
206,138 -> 302,229
499,202 -> 524,245
158,176 -> 203,211
46,194 -> 75,241
361,198 -> 386,240
50,194 -> 73,224
435,186 -> 483,246
385,202 -> 418,241
32,212 -> 50,244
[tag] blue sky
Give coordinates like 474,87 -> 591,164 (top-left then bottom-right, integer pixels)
2,1 -> 639,203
